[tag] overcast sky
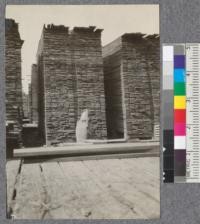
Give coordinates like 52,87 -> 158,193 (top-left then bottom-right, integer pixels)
6,5 -> 159,93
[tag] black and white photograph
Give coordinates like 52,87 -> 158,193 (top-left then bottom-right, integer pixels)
5,4 -> 160,219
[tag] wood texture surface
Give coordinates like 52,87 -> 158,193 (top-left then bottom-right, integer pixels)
7,157 -> 160,219
23,151 -> 159,164
14,142 -> 159,158
6,159 -> 21,215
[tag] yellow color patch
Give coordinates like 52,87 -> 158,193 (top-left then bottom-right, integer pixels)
174,96 -> 186,109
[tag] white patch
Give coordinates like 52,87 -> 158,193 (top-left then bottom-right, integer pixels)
76,109 -> 89,143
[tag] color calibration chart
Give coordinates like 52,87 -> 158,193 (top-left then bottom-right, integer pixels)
163,44 -> 200,183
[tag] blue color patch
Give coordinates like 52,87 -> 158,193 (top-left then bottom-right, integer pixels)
174,69 -> 185,82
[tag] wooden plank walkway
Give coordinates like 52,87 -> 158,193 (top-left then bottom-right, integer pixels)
7,157 -> 160,219
6,159 -> 21,216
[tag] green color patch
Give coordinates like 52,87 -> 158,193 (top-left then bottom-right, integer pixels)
174,82 -> 186,95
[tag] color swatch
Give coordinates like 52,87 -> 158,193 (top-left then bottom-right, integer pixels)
173,45 -> 186,183
163,45 -> 174,183
163,43 -> 200,183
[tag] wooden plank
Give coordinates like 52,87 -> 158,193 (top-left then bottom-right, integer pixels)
82,158 -> 160,219
40,162 -> 82,219
39,160 -> 142,219
108,157 -> 160,192
84,138 -> 126,143
57,142 -> 93,147
23,151 -> 159,164
84,158 -> 159,185
128,157 -> 160,180
117,158 -> 160,198
12,163 -> 47,219
14,142 -> 159,158
6,159 -> 21,215
10,157 -> 160,219
60,160 -> 144,219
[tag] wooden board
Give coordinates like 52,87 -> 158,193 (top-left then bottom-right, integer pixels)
59,161 -> 142,219
23,151 -> 159,164
84,138 -> 127,143
6,159 -> 21,216
12,163 -> 47,219
7,157 -> 160,219
14,141 -> 159,158
82,159 -> 160,218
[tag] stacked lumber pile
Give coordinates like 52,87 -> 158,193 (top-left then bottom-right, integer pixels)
35,25 -> 107,145
103,33 -> 160,140
121,33 -> 154,140
145,35 -> 160,139
29,64 -> 39,123
37,25 -> 76,144
5,19 -> 24,145
71,27 -> 107,140
103,37 -> 124,139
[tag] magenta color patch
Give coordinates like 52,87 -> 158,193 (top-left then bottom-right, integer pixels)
174,123 -> 186,136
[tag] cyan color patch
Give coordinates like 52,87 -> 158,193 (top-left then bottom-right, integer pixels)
174,69 -> 185,82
